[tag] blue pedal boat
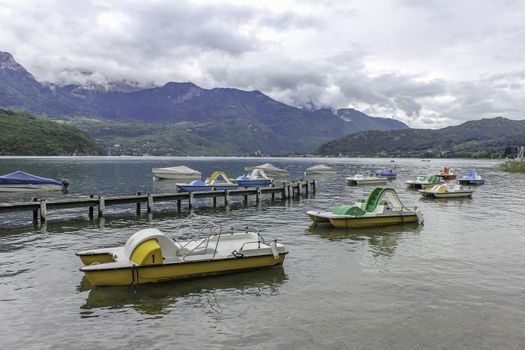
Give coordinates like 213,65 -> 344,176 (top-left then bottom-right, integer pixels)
458,169 -> 485,185
235,169 -> 273,187
176,171 -> 239,192
376,169 -> 397,179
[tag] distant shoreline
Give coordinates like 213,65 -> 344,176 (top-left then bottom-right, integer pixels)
0,155 -> 505,162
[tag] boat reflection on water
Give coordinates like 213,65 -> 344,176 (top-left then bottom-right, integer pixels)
79,266 -> 286,316
307,223 -> 422,257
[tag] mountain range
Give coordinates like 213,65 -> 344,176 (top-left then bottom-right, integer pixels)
0,51 -> 407,155
316,117 -> 525,158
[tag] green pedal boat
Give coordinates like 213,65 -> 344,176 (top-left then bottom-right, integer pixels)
306,187 -> 423,228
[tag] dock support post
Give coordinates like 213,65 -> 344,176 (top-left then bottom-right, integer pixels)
244,194 -> 248,205
88,195 -> 94,219
305,181 -> 309,196
312,180 -> 316,194
188,192 -> 194,209
271,192 -> 275,201
136,192 -> 141,216
297,182 -> 302,197
32,197 -> 38,224
177,199 -> 181,212
213,196 -> 217,208
39,200 -> 47,223
224,190 -> 230,206
98,196 -> 105,217
147,194 -> 153,213
256,188 -> 261,204
287,184 -> 292,199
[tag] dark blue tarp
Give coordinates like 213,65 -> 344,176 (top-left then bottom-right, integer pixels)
0,171 -> 62,186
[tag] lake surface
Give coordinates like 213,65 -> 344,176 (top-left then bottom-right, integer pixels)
0,157 -> 524,349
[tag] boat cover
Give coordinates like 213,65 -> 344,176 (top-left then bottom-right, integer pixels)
306,165 -> 336,172
0,171 -> 62,185
152,166 -> 201,176
245,163 -> 289,175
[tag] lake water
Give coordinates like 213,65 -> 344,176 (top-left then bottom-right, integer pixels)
0,157 -> 524,349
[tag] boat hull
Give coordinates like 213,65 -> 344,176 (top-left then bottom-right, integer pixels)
153,173 -> 200,181
432,192 -> 472,198
329,214 -> 418,228
458,179 -> 484,185
307,210 -> 418,228
82,254 -> 286,287
0,184 -> 63,192
420,190 -> 472,198
307,211 -> 331,223
236,179 -> 273,187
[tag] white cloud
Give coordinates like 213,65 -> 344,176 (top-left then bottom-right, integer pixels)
1,0 -> 525,128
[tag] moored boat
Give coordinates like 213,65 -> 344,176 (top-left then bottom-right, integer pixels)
436,167 -> 457,180
244,163 -> 290,178
306,187 -> 423,228
77,216 -> 287,287
176,171 -> 238,192
458,169 -> 485,185
376,169 -> 397,179
235,169 -> 273,187
152,166 -> 201,181
304,164 -> 337,176
419,183 -> 473,198
0,171 -> 67,192
406,175 -> 442,189
346,174 -> 388,186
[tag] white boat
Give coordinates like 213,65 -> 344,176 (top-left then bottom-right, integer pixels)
304,164 -> 337,176
346,174 -> 388,186
152,166 -> 201,180
77,215 -> 287,287
0,171 -> 66,192
419,184 -> 473,198
244,163 -> 290,178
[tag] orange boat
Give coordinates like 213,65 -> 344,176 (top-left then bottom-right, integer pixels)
438,167 -> 456,180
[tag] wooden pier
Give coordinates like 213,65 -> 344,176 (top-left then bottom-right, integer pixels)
0,180 -> 316,224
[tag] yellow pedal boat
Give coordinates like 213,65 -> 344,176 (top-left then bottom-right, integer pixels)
306,187 -> 423,228
77,217 -> 287,287
419,183 -> 473,198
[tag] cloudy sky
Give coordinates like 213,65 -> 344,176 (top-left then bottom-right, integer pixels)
1,0 -> 525,128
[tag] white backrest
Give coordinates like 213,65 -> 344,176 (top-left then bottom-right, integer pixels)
123,228 -> 178,259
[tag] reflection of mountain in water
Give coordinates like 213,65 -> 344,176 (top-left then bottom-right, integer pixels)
79,266 -> 286,317
307,223 -> 422,257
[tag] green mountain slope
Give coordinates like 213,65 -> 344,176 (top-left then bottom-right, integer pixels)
316,117 -> 525,158
0,109 -> 105,155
